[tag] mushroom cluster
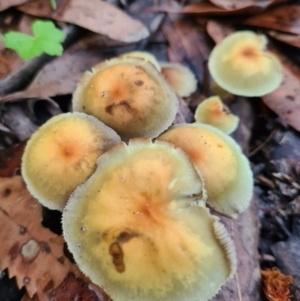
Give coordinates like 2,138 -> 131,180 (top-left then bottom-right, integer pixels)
21,49 -> 254,301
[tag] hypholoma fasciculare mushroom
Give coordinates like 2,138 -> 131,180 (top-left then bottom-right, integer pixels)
118,51 -> 161,71
22,112 -> 121,211
208,31 -> 283,97
194,96 -> 239,134
72,57 -> 178,141
158,123 -> 253,218
160,62 -> 197,97
63,139 -> 236,301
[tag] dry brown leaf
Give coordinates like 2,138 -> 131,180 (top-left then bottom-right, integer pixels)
184,1 -> 268,15
210,0 -> 287,10
262,49 -> 300,132
0,176 -> 110,301
0,0 -> 28,12
267,31 -> 300,48
162,16 -> 210,83
244,5 -> 300,35
0,45 -> 105,103
173,97 -> 194,124
0,141 -> 27,177
17,0 -> 149,43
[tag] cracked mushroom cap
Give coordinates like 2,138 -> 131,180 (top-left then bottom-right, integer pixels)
119,51 -> 161,71
194,96 -> 239,134
72,57 -> 178,141
208,31 -> 282,97
158,123 -> 253,218
63,139 -> 236,301
22,112 -> 121,211
160,62 -> 197,97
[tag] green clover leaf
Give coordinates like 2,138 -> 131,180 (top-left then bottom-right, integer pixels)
4,20 -> 65,60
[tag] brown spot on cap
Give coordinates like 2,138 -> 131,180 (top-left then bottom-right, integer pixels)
117,231 -> 139,244
135,80 -> 144,86
105,100 -> 138,116
109,242 -> 125,273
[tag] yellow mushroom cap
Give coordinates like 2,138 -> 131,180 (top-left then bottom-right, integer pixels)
158,123 -> 253,218
208,31 -> 283,97
72,57 -> 178,141
160,62 -> 197,97
63,139 -> 236,301
22,112 -> 121,211
194,96 -> 239,134
118,51 -> 161,71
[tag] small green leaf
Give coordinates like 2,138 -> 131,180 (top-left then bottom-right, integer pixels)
4,20 -> 66,60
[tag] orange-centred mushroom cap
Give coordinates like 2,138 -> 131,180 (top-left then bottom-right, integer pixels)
208,31 -> 282,97
63,139 -> 236,301
22,112 -> 121,211
158,123 -> 253,218
194,96 -> 239,134
160,62 -> 197,97
119,51 -> 161,71
72,57 -> 178,141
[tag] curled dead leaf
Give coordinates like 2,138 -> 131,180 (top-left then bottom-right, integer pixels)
0,176 -> 110,301
244,5 -> 300,35
17,0 -> 149,43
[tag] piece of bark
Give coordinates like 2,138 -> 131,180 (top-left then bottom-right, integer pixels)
211,98 -> 262,301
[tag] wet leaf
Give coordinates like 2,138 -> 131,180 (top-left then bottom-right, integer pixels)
0,45 -> 105,103
267,31 -> 300,49
162,16 -> 210,83
0,141 -> 27,177
0,176 -> 110,301
244,5 -> 300,35
0,0 -> 29,12
17,0 -> 149,43
262,49 -> 300,132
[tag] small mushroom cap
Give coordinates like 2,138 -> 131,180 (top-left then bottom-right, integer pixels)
160,62 -> 197,97
72,57 -> 178,141
119,51 -> 161,71
22,112 -> 121,211
194,96 -> 239,134
208,31 -> 283,97
63,139 -> 236,301
158,123 -> 253,218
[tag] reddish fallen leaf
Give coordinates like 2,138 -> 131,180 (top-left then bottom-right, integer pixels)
267,31 -> 300,48
173,97 -> 194,124
0,141 -> 27,177
0,176 -> 110,301
206,20 -> 234,44
162,16 -> 210,83
206,20 -> 300,132
244,5 -> 300,35
0,0 -> 28,12
17,0 -> 149,43
210,0 -> 287,10
262,49 -> 300,132
0,44 -> 105,103
261,267 -> 293,301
